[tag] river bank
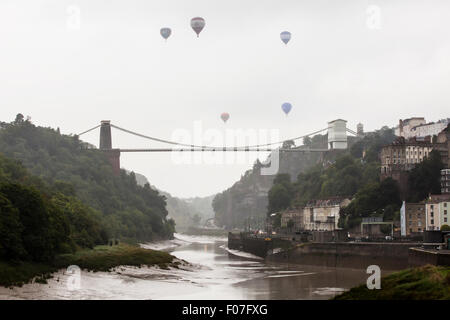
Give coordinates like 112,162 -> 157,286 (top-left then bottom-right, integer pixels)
0,243 -> 179,288
335,265 -> 450,300
0,234 -> 371,299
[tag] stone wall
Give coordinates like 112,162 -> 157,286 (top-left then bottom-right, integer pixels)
408,248 -> 450,267
266,242 -> 421,270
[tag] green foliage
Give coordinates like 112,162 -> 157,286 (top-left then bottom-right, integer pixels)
335,265 -> 450,300
407,150 -> 444,202
0,118 -> 173,243
54,244 -> 174,272
441,224 -> 450,232
0,152 -> 108,263
339,178 -> 401,229
292,155 -> 381,208
0,194 -> 26,260
268,174 -> 295,213
0,183 -> 58,262
350,126 -> 396,162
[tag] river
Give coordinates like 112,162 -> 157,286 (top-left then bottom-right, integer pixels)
0,234 -> 371,300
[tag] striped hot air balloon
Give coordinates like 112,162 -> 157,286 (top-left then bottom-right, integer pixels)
191,17 -> 205,37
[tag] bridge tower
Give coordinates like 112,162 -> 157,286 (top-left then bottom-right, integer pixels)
327,119 -> 348,149
99,120 -> 121,175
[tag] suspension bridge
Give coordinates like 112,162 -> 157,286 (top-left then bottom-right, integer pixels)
78,119 -> 357,175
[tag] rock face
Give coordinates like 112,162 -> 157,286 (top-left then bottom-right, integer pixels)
212,134 -> 357,230
212,134 -> 336,229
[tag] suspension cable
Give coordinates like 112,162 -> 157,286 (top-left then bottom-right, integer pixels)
78,125 -> 101,136
346,128 -> 357,135
110,124 -> 329,150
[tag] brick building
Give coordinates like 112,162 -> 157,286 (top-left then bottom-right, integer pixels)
442,169 -> 450,194
381,123 -> 450,199
404,203 -> 426,235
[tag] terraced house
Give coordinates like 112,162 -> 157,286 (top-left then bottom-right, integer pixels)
425,194 -> 450,231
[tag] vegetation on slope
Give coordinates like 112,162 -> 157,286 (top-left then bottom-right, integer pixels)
0,153 -> 107,262
334,265 -> 450,300
0,244 -> 176,287
0,115 -> 175,242
0,115 -> 179,287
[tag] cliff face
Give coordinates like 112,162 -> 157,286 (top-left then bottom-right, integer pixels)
212,134 -> 334,229
212,134 -> 357,229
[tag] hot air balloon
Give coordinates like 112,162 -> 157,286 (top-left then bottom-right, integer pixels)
280,31 -> 291,45
221,112 -> 230,123
281,103 -> 292,115
160,28 -> 172,40
191,17 -> 205,37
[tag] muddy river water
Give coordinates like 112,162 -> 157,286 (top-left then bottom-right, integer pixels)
0,234 -> 372,300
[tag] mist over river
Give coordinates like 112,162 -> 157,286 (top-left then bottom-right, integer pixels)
0,234 -> 372,300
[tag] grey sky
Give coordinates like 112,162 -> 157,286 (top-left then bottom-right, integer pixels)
0,0 -> 449,197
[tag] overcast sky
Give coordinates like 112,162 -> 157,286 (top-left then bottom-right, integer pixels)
0,0 -> 449,198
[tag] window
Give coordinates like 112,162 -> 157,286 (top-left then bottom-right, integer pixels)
431,205 -> 434,209
444,203 -> 447,207
418,221 -> 422,227
445,218 -> 448,223
431,219 -> 434,224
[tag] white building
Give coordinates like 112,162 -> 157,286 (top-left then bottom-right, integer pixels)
425,194 -> 450,231
303,197 -> 351,231
395,117 -> 449,139
328,119 -> 347,149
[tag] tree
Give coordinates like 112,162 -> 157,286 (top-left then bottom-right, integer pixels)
0,119 -> 174,242
14,113 -> 24,124
441,224 -> 450,232
0,194 -> 26,260
408,150 -> 444,202
0,183 -> 54,261
282,140 -> 295,149
338,178 -> 401,229
268,174 -> 295,214
268,184 -> 292,213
